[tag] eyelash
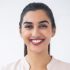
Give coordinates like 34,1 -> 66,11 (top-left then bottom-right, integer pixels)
24,25 -> 48,29
24,25 -> 33,29
39,25 -> 48,28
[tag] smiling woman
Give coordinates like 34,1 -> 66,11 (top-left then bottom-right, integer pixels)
3,2 -> 70,70
19,2 -> 56,56
21,9 -> 55,56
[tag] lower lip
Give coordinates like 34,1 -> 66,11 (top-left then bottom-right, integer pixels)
30,40 -> 45,46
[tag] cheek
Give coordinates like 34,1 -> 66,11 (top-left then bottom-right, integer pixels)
21,29 -> 31,40
42,29 -> 53,37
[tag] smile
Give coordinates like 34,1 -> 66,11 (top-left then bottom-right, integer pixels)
29,39 -> 45,45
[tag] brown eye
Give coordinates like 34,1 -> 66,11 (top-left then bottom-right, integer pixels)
39,24 -> 48,29
24,25 -> 33,29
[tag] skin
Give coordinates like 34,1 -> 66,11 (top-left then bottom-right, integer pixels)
20,10 -> 55,70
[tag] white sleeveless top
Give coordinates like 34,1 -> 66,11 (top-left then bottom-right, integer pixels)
2,57 -> 70,70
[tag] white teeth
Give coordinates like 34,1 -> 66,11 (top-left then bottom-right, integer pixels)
32,40 -> 42,43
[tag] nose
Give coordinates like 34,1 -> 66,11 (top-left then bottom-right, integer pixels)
31,27 -> 41,37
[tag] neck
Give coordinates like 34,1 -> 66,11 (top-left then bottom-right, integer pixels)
25,51 -> 52,68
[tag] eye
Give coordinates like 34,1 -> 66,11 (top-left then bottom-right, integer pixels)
24,25 -> 33,29
39,24 -> 48,29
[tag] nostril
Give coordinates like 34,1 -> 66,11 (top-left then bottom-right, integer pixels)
32,33 -> 40,37
32,31 -> 41,37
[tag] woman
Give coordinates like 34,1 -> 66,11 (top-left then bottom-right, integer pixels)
3,2 -> 70,70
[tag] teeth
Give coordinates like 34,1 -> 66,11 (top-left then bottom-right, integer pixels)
32,40 -> 42,43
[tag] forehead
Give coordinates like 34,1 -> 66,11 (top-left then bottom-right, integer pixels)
23,10 -> 51,23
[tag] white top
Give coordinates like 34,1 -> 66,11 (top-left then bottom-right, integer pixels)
2,57 -> 70,70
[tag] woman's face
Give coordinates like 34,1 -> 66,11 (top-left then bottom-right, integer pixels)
20,10 -> 55,53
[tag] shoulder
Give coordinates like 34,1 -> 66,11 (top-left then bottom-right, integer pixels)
2,57 -> 30,70
2,60 -> 21,70
52,57 -> 70,70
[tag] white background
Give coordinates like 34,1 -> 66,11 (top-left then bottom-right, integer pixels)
0,0 -> 70,69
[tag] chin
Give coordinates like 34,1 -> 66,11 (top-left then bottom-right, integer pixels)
30,48 -> 46,54
27,44 -> 48,54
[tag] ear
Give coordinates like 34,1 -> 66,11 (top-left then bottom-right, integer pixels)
52,28 -> 56,37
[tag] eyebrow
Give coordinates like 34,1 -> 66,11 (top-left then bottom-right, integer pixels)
23,21 -> 32,25
39,20 -> 49,24
23,20 -> 49,25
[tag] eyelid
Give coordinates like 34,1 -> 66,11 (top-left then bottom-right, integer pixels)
23,23 -> 32,27
40,22 -> 48,25
23,24 -> 33,29
39,23 -> 48,26
39,24 -> 48,28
